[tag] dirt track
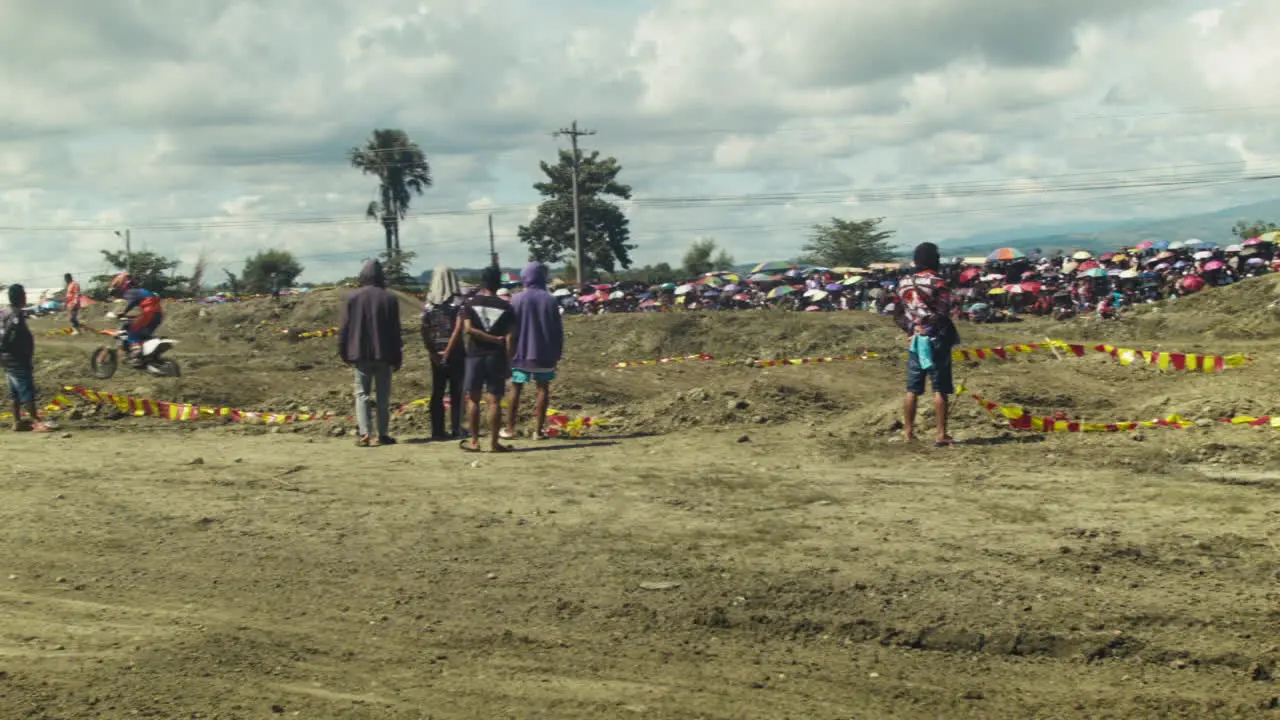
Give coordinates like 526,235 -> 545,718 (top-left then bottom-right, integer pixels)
2,285 -> 1279,718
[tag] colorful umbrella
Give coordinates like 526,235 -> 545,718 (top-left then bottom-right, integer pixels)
840,275 -> 864,286
1225,244 -> 1243,253
1021,281 -> 1043,293
987,287 -> 1006,295
1134,240 -> 1155,251
1259,231 -> 1279,243
1071,251 -> 1092,260
1082,267 -> 1107,278
674,284 -> 694,296
766,286 -> 795,299
987,248 -> 1025,262
498,271 -> 520,284
1203,260 -> 1225,271
750,261 -> 796,274
958,267 -> 982,284
1193,250 -> 1213,260
1118,269 -> 1139,279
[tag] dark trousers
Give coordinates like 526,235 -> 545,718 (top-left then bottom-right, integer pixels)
430,360 -> 464,437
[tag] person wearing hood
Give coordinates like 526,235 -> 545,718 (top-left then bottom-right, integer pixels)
338,260 -> 403,447
502,261 -> 564,440
420,265 -> 464,440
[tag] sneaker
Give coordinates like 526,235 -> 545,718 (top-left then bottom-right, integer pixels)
498,428 -> 515,440
29,421 -> 55,433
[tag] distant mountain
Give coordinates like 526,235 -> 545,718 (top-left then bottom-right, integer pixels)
940,198 -> 1280,257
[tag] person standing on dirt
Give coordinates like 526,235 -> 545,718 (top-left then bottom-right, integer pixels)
1,284 -> 53,432
338,259 -> 403,447
894,242 -> 960,447
460,266 -> 515,453
421,265 -> 464,440
503,261 -> 563,441
64,273 -> 82,335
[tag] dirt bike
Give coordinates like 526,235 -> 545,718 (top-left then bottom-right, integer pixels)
90,314 -> 181,379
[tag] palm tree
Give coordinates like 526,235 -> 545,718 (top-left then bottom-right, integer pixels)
349,129 -> 432,255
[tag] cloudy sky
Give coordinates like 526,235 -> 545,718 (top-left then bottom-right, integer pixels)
2,0 -> 1278,286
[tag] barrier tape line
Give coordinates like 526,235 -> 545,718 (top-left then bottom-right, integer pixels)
951,339 -> 1249,373
610,340 -> 1249,374
611,353 -> 714,368
56,386 -> 605,437
957,386 -> 1279,432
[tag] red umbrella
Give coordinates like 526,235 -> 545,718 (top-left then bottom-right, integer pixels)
1077,260 -> 1102,271
958,267 -> 982,284
1180,275 -> 1206,293
1021,281 -> 1043,294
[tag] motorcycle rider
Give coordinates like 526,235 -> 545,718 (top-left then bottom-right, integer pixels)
109,273 -> 164,365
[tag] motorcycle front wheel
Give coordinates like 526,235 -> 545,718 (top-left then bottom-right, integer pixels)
90,346 -> 118,379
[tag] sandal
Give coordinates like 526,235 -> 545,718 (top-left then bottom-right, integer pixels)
459,440 -> 481,453
491,443 -> 514,453
934,437 -> 955,448
355,435 -> 371,447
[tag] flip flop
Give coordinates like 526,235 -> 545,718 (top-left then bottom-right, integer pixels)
459,440 -> 481,453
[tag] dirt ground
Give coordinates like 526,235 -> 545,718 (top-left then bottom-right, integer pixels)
2,283 -> 1279,718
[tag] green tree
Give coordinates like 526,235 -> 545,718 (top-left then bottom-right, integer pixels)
1232,219 -> 1278,239
241,250 -> 304,294
88,250 -> 189,299
800,217 -> 897,267
517,148 -> 634,278
349,128 -> 433,255
712,248 -> 735,272
217,269 -> 242,295
682,237 -> 718,277
377,248 -> 419,288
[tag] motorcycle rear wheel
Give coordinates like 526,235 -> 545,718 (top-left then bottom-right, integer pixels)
154,359 -> 181,377
90,347 -> 118,379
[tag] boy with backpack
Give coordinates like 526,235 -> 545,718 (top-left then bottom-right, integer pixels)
0,284 -> 53,432
894,243 -> 960,447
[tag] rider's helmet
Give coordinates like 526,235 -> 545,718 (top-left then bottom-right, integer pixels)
108,272 -> 133,297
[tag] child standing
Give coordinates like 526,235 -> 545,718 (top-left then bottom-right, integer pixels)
0,284 -> 53,432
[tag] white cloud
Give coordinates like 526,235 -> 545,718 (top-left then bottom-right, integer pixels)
1,0 -> 1278,288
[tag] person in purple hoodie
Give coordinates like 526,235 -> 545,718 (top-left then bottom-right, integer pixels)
502,261 -> 564,440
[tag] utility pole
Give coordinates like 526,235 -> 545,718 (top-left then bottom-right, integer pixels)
114,229 -> 132,275
554,120 -> 595,287
488,213 -> 498,268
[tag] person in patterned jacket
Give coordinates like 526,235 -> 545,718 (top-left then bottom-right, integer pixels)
893,242 -> 960,447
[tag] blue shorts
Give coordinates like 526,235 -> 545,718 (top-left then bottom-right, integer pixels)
512,368 -> 556,384
5,365 -> 35,403
906,338 -> 955,395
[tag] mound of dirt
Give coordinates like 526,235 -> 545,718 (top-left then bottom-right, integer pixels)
160,288 -> 425,339
1120,274 -> 1280,340
27,292 -> 1280,455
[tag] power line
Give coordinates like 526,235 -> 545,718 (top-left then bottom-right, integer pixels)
149,101 -> 1280,166
3,159 -> 1276,235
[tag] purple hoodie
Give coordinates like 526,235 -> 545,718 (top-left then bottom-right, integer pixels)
510,262 -> 564,370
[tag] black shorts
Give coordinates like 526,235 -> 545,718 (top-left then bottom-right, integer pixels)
464,354 -> 507,398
